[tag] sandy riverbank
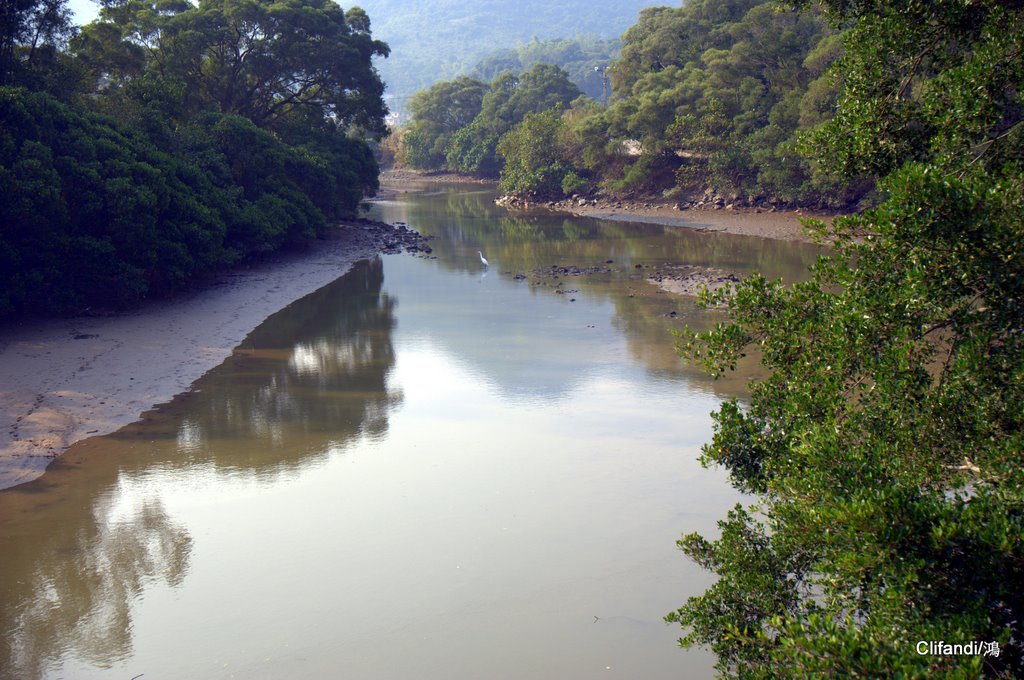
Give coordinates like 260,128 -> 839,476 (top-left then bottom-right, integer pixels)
0,220 -> 425,490
504,195 -> 830,243
572,204 -> 823,242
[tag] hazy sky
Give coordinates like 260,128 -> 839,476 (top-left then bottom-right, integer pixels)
69,0 -> 99,25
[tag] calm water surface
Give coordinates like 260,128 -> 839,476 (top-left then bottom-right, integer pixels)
0,186 -> 820,679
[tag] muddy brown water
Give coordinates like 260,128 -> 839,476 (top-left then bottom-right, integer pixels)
0,185 -> 821,679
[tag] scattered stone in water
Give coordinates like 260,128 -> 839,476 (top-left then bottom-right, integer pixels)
647,265 -> 742,298
532,264 -> 617,277
343,217 -> 432,256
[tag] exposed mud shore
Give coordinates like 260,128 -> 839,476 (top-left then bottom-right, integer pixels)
0,219 -> 428,490
496,193 -> 831,243
0,173 -> 824,488
379,167 -> 830,243
524,261 -> 741,300
380,168 -> 496,185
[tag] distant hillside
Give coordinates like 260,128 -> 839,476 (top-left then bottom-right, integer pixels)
471,36 -> 621,103
353,0 -> 656,116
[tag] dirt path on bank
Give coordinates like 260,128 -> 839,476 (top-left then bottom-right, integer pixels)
0,220 -> 425,490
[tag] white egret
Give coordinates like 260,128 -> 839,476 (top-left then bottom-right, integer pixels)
478,250 -> 489,267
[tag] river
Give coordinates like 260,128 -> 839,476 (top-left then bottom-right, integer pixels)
0,184 -> 820,679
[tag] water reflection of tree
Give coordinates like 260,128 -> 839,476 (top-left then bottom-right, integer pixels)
0,258 -> 400,677
153,256 -> 403,473
105,256 -> 402,477
382,186 -> 820,395
396,186 -> 820,277
1,495 -> 191,679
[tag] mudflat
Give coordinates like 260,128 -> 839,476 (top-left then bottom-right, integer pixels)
0,176 -> 819,490
0,220 -> 423,490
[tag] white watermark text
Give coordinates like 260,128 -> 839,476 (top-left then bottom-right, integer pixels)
916,640 -> 1000,657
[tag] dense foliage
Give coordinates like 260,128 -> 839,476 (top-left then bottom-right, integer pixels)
495,108 -> 572,196
400,76 -> 489,170
400,63 -> 580,178
602,0 -> 848,203
74,0 -> 388,132
471,35 -> 619,103
0,0 -> 74,86
394,0 -> 859,207
672,0 -> 1024,676
0,0 -> 384,316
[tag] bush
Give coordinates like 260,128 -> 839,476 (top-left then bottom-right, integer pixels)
561,171 -> 590,196
0,87 -> 232,313
497,109 -> 576,197
0,88 -> 379,316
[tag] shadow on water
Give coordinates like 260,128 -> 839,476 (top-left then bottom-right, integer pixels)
0,258 -> 399,679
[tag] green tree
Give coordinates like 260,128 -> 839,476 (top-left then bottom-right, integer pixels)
671,1 -> 1024,676
445,63 -> 581,176
347,0 -> 652,115
472,35 -> 620,102
1,0 -> 385,318
75,0 -> 389,133
0,0 -> 75,86
601,0 -> 837,201
496,108 -> 570,197
0,87 -> 231,313
403,75 -> 487,169
557,94 -> 612,178
0,84 -> 377,316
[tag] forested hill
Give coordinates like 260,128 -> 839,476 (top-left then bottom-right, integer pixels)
394,0 -> 853,208
352,0 -> 654,115
471,36 -> 620,103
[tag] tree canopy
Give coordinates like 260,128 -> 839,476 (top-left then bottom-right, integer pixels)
587,0 -> 850,203
392,0 -> 854,207
349,0 -> 650,115
0,0 -> 75,85
402,75 -> 488,169
400,63 -> 581,178
74,0 -> 389,133
471,35 -> 619,103
671,0 -> 1024,675
0,0 -> 386,316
